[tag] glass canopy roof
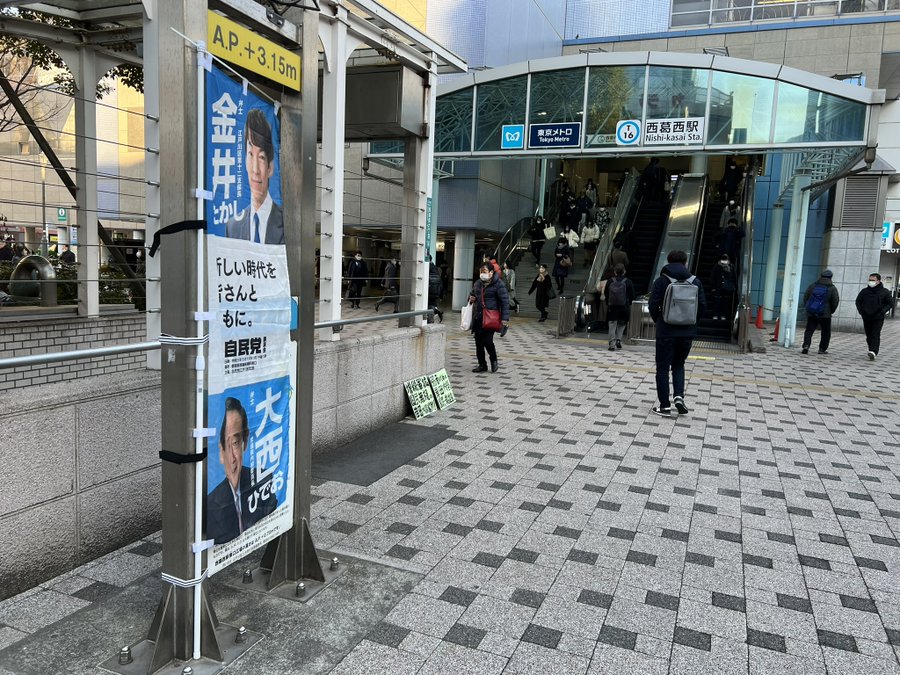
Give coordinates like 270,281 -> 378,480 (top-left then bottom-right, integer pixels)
419,52 -> 884,159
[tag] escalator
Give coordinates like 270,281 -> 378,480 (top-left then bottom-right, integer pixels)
650,174 -> 707,283
624,199 -> 671,295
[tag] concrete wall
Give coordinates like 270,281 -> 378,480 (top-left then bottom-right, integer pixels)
0,312 -> 148,392
0,324 -> 446,599
822,228 -> 882,331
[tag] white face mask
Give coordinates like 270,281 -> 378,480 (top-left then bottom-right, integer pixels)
720,260 -> 729,266
355,255 -> 362,260
868,280 -> 878,288
480,273 -> 491,282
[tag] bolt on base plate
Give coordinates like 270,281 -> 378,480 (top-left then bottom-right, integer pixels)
98,623 -> 262,675
222,553 -> 346,603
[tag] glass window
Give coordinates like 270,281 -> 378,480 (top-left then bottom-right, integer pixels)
528,69 -> 585,125
474,76 -> 527,152
645,66 -> 710,120
369,141 -> 404,155
585,66 -> 646,147
773,82 -> 865,143
435,88 -> 473,154
707,72 -> 775,145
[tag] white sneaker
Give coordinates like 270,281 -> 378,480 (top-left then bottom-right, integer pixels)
868,351 -> 876,361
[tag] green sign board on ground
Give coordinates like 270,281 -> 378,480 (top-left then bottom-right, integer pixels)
428,369 -> 455,410
404,375 -> 438,419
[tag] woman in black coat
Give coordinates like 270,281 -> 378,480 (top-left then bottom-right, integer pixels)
709,254 -> 737,321
528,263 -> 554,322
552,237 -> 572,293
469,262 -> 510,373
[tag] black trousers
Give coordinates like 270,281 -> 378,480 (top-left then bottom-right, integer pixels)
474,328 -> 498,366
655,336 -> 693,407
863,315 -> 885,355
802,315 -> 831,351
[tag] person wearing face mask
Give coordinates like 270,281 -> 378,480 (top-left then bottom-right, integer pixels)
719,200 -> 743,230
468,263 -> 510,372
855,273 -> 893,361
709,254 -> 737,322
375,255 -> 400,313
528,263 -> 554,322
346,251 -> 368,309
552,236 -> 573,293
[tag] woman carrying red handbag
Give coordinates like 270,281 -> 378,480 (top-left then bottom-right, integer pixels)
468,262 -> 511,373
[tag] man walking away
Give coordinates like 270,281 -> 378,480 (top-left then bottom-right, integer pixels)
855,273 -> 892,360
648,250 -> 706,417
801,270 -> 839,354
604,264 -> 635,351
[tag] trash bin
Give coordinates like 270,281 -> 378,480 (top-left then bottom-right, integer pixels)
557,295 -> 576,337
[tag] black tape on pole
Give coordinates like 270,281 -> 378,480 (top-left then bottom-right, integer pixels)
159,449 -> 208,464
148,220 -> 206,258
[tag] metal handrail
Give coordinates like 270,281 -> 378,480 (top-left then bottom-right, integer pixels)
493,216 -> 534,266
583,169 -> 639,293
0,309 -> 436,369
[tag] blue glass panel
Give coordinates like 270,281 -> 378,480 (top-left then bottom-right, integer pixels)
474,76 -> 528,151
585,66 -> 646,147
708,72 -> 775,145
435,88 -> 474,153
774,83 -> 865,143
646,66 -> 709,120
529,69 -> 585,125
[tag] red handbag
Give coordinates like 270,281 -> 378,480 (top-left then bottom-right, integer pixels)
480,288 -> 502,331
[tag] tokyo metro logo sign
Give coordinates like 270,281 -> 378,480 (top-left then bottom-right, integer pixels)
500,124 -> 525,150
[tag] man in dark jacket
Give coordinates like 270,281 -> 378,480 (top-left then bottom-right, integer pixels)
856,273 -> 893,360
801,270 -> 840,354
346,251 -> 368,308
648,250 -> 706,417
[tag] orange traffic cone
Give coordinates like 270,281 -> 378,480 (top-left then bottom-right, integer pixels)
755,306 -> 764,329
769,317 -> 780,342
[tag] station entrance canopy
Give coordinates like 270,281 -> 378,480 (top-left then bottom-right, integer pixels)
409,52 -> 884,170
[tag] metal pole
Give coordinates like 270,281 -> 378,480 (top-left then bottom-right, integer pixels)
779,171 -> 812,349
763,202 -> 784,321
40,168 -> 48,257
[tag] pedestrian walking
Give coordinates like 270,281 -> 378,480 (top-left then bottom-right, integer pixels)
801,269 -> 840,354
648,250 -> 706,417
855,272 -> 892,360
375,256 -> 400,312
469,262 -> 510,373
552,237 -> 572,293
529,216 -> 547,261
604,263 -> 635,351
427,258 -> 444,322
502,262 -> 519,313
529,264 -> 554,322
709,254 -> 737,322
346,251 -> 368,308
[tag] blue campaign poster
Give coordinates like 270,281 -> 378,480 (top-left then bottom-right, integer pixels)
206,375 -> 292,546
205,66 -> 283,240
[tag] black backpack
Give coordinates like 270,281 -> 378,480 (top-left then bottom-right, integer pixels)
608,276 -> 628,307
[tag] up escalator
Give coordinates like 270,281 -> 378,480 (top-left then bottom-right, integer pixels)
624,199 -> 671,296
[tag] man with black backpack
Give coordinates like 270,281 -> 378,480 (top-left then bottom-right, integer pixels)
604,264 -> 635,351
801,270 -> 840,355
648,250 -> 706,418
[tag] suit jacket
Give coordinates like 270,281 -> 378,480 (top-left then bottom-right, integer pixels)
206,466 -> 278,545
225,200 -> 284,244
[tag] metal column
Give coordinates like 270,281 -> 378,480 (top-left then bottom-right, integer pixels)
143,0 -> 162,370
779,171 -> 812,349
451,229 -> 475,309
73,46 -> 99,317
317,5 -> 349,342
762,202 -> 784,321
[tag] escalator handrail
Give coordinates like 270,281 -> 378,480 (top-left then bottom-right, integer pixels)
493,216 -> 534,266
691,179 -> 714,277
583,169 -> 640,294
651,173 -> 706,285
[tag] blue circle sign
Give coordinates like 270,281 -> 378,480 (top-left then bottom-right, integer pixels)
616,120 -> 641,146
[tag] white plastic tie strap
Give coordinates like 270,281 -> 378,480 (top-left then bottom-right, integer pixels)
194,188 -> 214,201
158,333 -> 209,346
192,539 -> 215,554
192,427 -> 216,439
161,569 -> 208,588
197,50 -> 212,72
194,311 -> 215,321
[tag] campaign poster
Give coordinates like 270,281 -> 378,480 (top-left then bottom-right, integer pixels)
205,65 -> 283,242
204,65 -> 295,575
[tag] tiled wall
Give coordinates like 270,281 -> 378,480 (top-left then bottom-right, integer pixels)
0,313 -> 148,391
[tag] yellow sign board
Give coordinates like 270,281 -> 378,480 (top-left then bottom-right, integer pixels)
208,11 -> 301,91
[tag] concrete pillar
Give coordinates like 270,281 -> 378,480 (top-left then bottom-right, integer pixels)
452,229 -> 475,308
399,133 -> 430,326
538,158 -> 548,215
762,202 -> 784,321
73,46 -> 99,316
689,154 -> 708,174
317,7 -> 349,341
779,170 -> 812,349
143,0 -> 161,369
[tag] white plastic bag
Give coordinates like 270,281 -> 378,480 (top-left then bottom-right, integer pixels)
460,303 -> 473,331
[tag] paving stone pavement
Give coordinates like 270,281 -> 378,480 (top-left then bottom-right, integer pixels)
2,317 -> 900,674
